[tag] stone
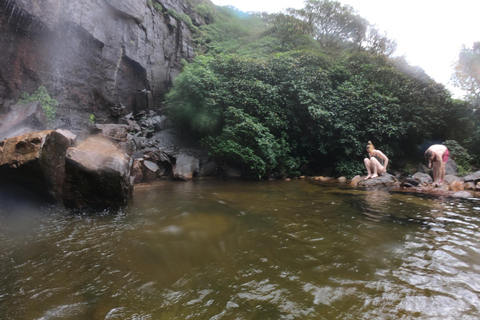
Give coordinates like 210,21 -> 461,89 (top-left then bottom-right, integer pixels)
0,102 -> 48,141
452,191 -> 472,198
413,172 -> 433,185
143,160 -> 159,181
444,174 -> 462,185
199,161 -> 218,177
337,176 -> 347,183
131,159 -> 144,184
464,171 -> 480,183
173,154 -> 199,181
0,130 -> 72,204
464,182 -> 475,190
357,173 -> 396,187
449,181 -> 464,192
63,134 -> 133,208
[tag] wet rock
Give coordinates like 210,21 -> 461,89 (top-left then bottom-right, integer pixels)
444,174 -> 462,185
445,158 -> 458,176
95,124 -> 129,142
131,159 -> 144,184
173,154 -> 199,181
357,173 -> 396,187
63,135 -> 133,208
143,160 -> 160,181
0,130 -> 72,204
220,165 -> 242,179
338,176 -> 347,183
449,181 -> 464,192
401,177 -> 420,188
0,102 -> 48,141
464,171 -> 480,183
199,161 -> 218,177
413,172 -> 433,185
452,191 -> 472,198
464,182 -> 476,190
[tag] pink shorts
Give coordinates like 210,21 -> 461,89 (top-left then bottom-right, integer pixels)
443,149 -> 449,163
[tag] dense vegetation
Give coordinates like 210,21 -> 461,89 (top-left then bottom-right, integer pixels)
165,0 -> 480,178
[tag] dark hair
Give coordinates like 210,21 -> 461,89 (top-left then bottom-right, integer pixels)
425,150 -> 433,160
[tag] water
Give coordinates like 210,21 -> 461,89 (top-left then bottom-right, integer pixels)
1,179 -> 480,319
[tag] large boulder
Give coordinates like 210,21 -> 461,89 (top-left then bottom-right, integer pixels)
0,130 -> 73,203
173,154 -> 199,181
63,135 -> 133,208
356,173 -> 396,188
464,171 -> 480,183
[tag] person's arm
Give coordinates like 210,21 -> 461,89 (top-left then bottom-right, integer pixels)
376,150 -> 389,173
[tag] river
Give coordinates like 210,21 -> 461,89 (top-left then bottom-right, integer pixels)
1,179 -> 480,319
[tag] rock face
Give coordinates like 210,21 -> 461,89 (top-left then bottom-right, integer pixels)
0,0 -> 199,131
0,130 -> 72,203
0,101 -> 48,140
63,135 -> 133,208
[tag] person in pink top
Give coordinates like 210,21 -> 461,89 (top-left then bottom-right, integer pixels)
424,144 -> 449,186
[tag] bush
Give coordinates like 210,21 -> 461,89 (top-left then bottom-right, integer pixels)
19,85 -> 58,123
443,140 -> 473,175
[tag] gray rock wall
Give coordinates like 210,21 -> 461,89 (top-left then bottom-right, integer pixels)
0,0 -> 197,130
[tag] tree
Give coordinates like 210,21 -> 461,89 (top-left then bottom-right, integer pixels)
364,26 -> 397,56
452,42 -> 480,110
288,0 -> 367,50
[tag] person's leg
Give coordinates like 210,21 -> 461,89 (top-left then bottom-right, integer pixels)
370,157 -> 383,178
364,158 -> 373,179
439,161 -> 446,183
432,162 -> 440,183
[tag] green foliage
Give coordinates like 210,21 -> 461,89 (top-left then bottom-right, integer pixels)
164,0 -> 479,178
443,140 -> 473,175
167,50 -> 461,177
19,85 -> 58,123
89,114 -> 95,125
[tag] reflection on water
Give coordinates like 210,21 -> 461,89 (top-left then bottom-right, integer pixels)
1,179 -> 480,319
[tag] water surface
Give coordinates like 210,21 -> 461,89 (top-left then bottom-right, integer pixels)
1,179 -> 480,319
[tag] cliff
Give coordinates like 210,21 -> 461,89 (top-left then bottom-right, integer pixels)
0,0 -> 201,133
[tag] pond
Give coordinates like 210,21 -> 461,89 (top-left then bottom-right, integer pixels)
1,179 -> 480,319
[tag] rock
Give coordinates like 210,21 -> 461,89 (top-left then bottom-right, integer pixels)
413,172 -> 433,185
0,102 -> 48,141
219,165 -> 242,179
401,177 -> 419,188
350,175 -> 363,186
445,158 -> 458,176
131,159 -> 144,184
0,130 -> 72,204
464,182 -> 476,190
476,182 -> 480,191
357,173 -> 396,187
337,176 -> 347,183
464,171 -> 480,183
199,161 -> 218,177
444,174 -> 462,185
95,124 -> 129,142
417,164 -> 429,174
173,154 -> 199,181
63,135 -> 133,208
143,160 -> 160,181
452,191 -> 472,198
449,181 -> 464,192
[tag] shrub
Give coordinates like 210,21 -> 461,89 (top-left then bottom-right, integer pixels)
19,85 -> 58,123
